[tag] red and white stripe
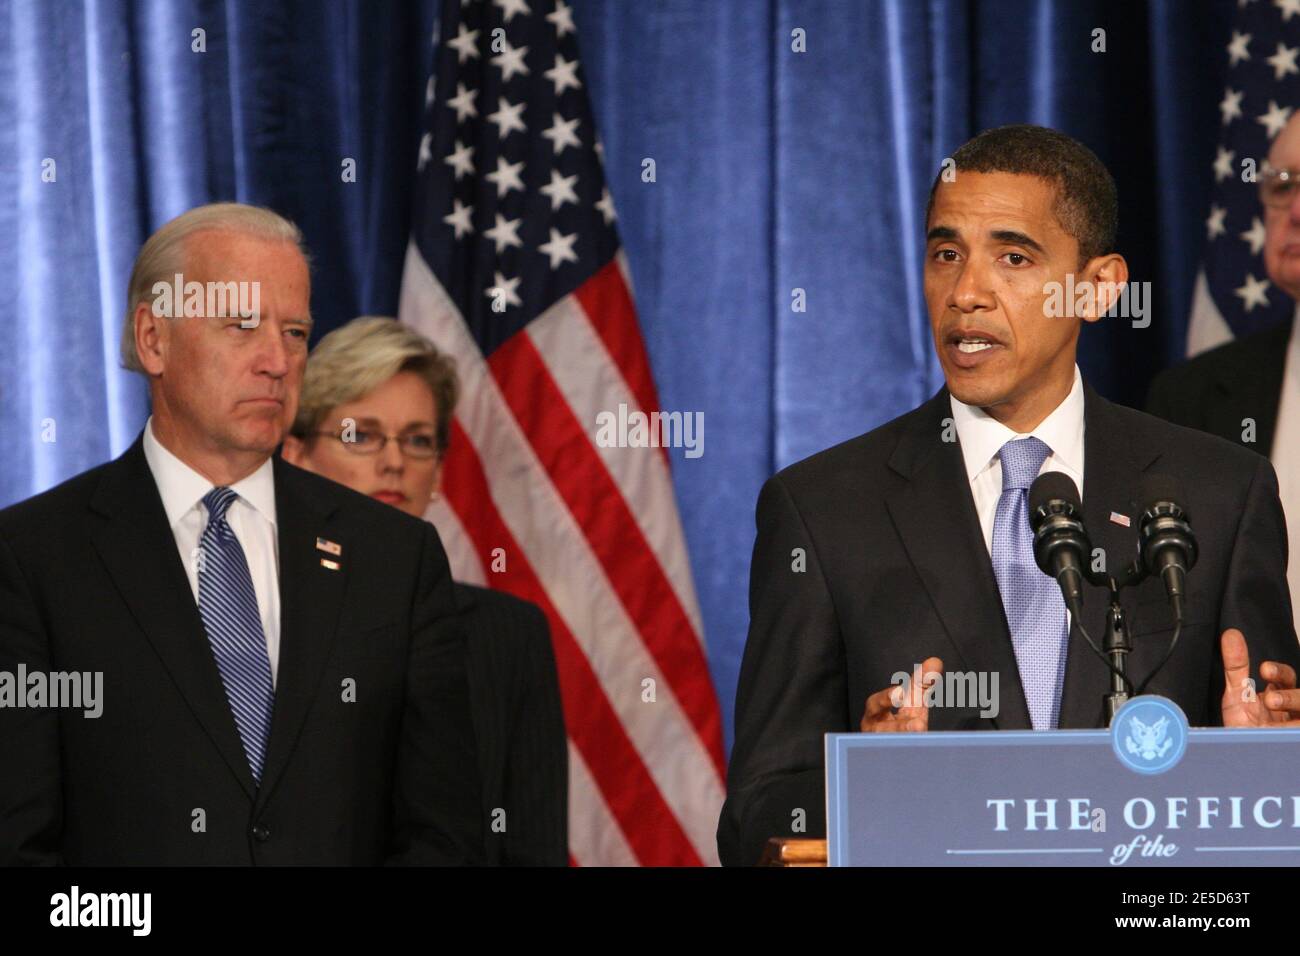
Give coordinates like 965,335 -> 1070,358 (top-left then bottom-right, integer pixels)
400,242 -> 725,866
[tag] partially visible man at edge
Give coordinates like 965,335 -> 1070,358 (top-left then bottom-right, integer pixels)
0,202 -> 483,864
1148,109 -> 1300,641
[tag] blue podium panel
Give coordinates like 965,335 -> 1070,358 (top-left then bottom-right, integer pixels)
825,697 -> 1300,866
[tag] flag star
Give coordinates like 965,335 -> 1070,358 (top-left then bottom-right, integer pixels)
487,96 -> 527,138
1220,87 -> 1244,125
492,40 -> 531,81
484,213 -> 524,253
1213,146 -> 1236,182
545,54 -> 583,96
486,272 -> 523,309
446,82 -> 479,123
538,227 -> 579,269
542,112 -> 582,154
1257,99 -> 1294,138
425,75 -> 436,106
548,0 -> 576,37
485,155 -> 526,198
1277,0 -> 1300,21
1267,42 -> 1300,80
1234,272 -> 1271,310
417,132 -> 433,171
539,168 -> 579,211
1227,31 -> 1252,66
494,0 -> 531,23
446,23 -> 480,63
1240,216 -> 1267,255
443,198 -> 474,239
1206,204 -> 1228,239
444,140 -> 475,180
594,139 -> 605,161
595,186 -> 616,225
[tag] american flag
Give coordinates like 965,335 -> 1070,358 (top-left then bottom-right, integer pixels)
397,0 -> 726,865
1187,0 -> 1300,355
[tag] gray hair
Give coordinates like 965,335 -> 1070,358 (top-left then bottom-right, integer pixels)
119,202 -> 307,372
291,316 -> 461,457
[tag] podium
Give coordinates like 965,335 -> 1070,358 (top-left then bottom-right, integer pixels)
795,697 -> 1300,866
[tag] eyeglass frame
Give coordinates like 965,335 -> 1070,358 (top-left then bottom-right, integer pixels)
304,427 -> 442,460
1259,164 -> 1300,209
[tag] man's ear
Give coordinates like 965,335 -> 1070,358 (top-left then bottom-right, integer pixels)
1080,253 -> 1130,323
281,434 -> 306,466
134,302 -> 168,375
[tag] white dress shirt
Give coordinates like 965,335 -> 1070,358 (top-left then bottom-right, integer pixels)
949,364 -> 1087,557
142,416 -> 282,687
1270,310 -> 1300,640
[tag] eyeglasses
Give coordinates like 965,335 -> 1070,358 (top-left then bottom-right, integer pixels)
307,428 -> 440,459
1260,165 -> 1300,208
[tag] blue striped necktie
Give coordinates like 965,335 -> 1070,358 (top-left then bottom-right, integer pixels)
990,437 -> 1069,730
196,486 -> 275,784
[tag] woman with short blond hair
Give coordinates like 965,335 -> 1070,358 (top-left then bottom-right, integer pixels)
283,316 -> 567,866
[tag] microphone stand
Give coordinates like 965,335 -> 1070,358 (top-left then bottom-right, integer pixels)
1101,576 -> 1132,725
1084,565 -> 1145,726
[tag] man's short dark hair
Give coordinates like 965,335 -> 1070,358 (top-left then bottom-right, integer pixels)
924,124 -> 1118,264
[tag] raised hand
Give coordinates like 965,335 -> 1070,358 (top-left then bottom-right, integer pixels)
1220,628 -> 1300,727
860,657 -> 944,733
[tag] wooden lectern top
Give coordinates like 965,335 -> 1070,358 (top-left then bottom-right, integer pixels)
758,838 -> 828,867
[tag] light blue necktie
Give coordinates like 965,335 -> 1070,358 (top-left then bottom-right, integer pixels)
196,486 -> 275,784
991,437 -> 1069,730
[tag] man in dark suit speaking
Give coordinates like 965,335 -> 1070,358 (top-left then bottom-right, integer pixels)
719,126 -> 1300,867
0,203 -> 482,864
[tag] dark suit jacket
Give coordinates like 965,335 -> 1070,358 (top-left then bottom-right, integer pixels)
1145,320 -> 1292,455
455,583 -> 567,866
719,381 -> 1300,867
0,432 -> 483,865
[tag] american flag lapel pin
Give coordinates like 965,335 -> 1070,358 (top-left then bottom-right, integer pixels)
1109,511 -> 1131,528
316,537 -> 342,571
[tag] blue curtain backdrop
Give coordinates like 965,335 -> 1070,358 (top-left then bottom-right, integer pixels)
0,0 -> 1236,754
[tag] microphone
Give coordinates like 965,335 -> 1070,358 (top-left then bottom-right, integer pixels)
1135,474 -> 1197,622
1030,472 -> 1137,707
1028,472 -> 1091,611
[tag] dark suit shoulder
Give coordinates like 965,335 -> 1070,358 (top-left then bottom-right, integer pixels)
1108,398 -> 1270,480
769,396 -> 937,499
273,456 -> 432,535
1148,322 -> 1291,404
453,583 -> 549,651
0,457 -> 116,535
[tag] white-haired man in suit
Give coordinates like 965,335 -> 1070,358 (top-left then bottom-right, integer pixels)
0,202 -> 482,864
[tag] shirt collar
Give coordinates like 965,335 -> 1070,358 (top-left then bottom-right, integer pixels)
142,416 -> 277,529
948,365 -> 1085,483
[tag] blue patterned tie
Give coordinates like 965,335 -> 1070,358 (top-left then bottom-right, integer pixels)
991,437 -> 1069,730
196,487 -> 275,784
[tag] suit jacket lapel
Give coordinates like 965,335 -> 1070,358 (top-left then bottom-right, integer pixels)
254,458 -> 348,807
89,434 -> 258,798
1057,384 -> 1162,728
884,388 -> 1031,729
